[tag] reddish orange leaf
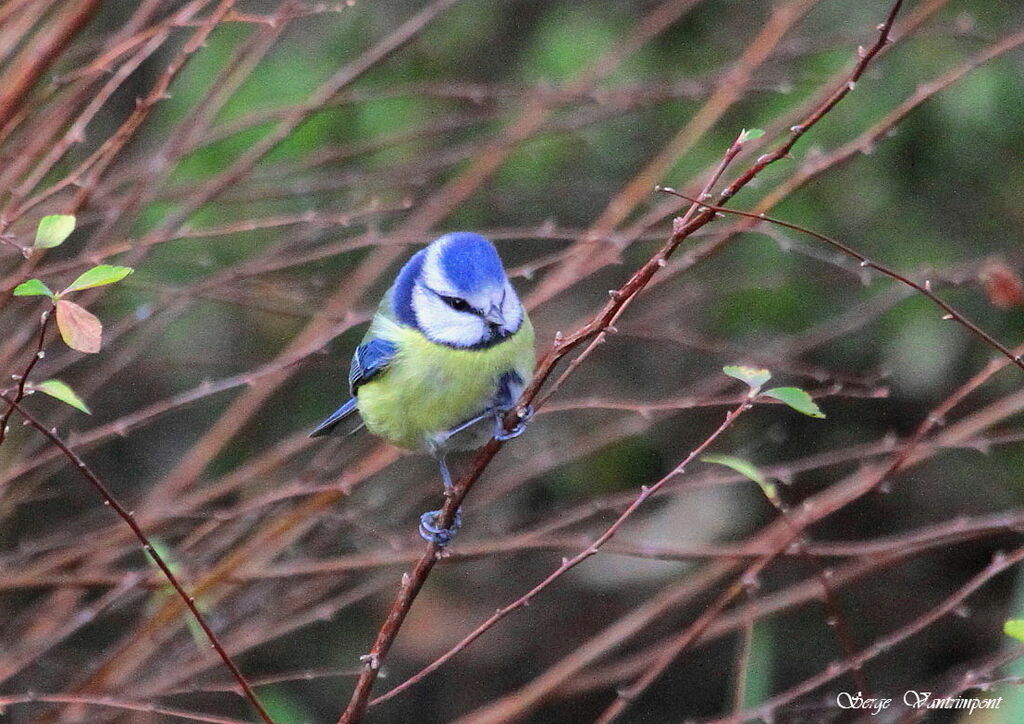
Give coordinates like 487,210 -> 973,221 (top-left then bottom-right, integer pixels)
981,261 -> 1024,309
55,299 -> 102,353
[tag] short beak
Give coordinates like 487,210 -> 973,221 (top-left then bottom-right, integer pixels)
483,306 -> 505,328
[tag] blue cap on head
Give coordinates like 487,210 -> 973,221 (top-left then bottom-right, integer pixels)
392,247 -> 427,327
437,232 -> 506,294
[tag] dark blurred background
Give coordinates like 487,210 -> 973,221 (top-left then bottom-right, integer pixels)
2,0 -> 1024,722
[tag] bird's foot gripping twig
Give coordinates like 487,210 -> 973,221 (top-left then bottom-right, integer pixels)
419,507 -> 462,545
493,404 -> 534,442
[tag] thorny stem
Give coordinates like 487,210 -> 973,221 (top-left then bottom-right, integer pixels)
714,0 -> 906,204
535,128 -> 748,412
337,2 -> 906,720
0,306 -> 52,447
648,184 -> 1024,699
336,134 -> 758,723
745,467 -> 869,695
658,190 -> 1024,373
0,393 -> 275,724
0,692 -> 252,724
596,351 -> 1024,722
717,547 -> 1024,724
370,398 -> 752,707
594,538 -> 795,723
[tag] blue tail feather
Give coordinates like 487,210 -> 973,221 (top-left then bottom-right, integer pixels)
309,398 -> 359,438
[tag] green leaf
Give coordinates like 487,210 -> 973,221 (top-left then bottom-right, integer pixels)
738,128 -> 765,143
55,299 -> 102,353
33,379 -> 91,414
13,279 -> 53,298
62,265 -> 133,294
724,365 -> 771,394
34,214 -> 76,249
702,454 -> 777,501
763,387 -> 826,418
1005,619 -> 1024,642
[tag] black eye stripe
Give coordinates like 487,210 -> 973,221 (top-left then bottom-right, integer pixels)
440,295 -> 479,314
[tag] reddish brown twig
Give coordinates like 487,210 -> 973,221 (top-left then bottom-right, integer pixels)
370,396 -> 752,707
657,189 -> 1024,372
0,393 -> 275,724
336,2 -> 909,718
593,356 -> 1024,722
0,691 -> 253,724
714,547 -> 1024,724
714,0 -> 906,204
0,305 -> 51,446
0,1 -> 101,134
335,130 -> 760,723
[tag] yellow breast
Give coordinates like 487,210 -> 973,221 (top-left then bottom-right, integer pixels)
355,317 -> 534,451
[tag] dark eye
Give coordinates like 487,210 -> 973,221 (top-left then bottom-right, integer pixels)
442,296 -> 472,313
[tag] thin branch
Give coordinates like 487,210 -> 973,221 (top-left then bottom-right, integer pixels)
370,397 -> 752,707
657,189 -> 1024,372
0,692 -> 254,724
593,354 -> 1024,722
337,3 -> 909,717
0,393 -> 275,724
714,547 -> 1024,724
0,305 -> 50,446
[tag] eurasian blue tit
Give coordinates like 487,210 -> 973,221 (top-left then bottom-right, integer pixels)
310,232 -> 535,543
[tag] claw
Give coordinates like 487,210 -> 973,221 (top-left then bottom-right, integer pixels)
493,404 -> 534,441
419,507 -> 462,546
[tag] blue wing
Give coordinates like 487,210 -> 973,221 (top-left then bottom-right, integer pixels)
348,337 -> 398,392
309,397 -> 359,438
309,338 -> 397,438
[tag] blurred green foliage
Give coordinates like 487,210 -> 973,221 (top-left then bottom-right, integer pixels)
9,1 -> 1024,721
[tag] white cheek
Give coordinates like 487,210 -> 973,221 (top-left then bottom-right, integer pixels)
501,282 -> 523,331
413,287 -> 486,346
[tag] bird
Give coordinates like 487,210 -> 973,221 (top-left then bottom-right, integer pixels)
309,232 -> 535,544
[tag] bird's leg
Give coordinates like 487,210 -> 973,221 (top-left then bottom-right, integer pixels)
441,409 -> 492,441
493,404 -> 534,441
419,508 -> 462,545
419,454 -> 462,545
438,454 -> 454,492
